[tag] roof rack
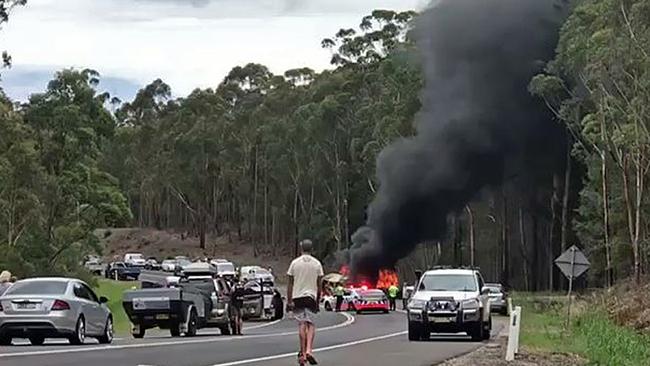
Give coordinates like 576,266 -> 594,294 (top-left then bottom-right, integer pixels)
431,265 -> 481,271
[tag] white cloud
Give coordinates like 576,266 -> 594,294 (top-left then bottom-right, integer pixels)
2,0 -> 424,99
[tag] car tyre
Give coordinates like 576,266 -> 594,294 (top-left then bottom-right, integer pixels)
186,310 -> 198,337
29,336 -> 45,346
132,326 -> 146,339
483,317 -> 492,340
469,320 -> 484,342
383,309 -> 390,314
220,324 -> 231,335
69,316 -> 86,345
272,295 -> 284,320
0,336 -> 12,345
170,323 -> 181,337
408,322 -> 422,341
98,317 -> 114,344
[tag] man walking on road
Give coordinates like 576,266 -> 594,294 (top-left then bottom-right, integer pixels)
287,239 -> 323,365
388,284 -> 399,311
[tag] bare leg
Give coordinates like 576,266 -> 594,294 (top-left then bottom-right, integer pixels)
306,322 -> 316,354
299,322 -> 308,357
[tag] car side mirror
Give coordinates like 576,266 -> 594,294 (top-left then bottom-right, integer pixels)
99,296 -> 109,304
481,288 -> 490,295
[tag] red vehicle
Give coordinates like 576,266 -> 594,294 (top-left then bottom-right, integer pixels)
350,288 -> 390,314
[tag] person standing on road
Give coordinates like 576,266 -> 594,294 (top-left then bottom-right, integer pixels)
231,282 -> 245,335
334,283 -> 344,312
388,284 -> 399,311
0,271 -> 12,296
287,239 -> 323,366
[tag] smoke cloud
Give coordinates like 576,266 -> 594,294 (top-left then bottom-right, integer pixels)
349,0 -> 569,279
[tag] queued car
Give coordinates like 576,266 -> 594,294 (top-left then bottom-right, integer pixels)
83,258 -> 105,276
124,253 -> 146,267
406,267 -> 492,342
484,283 -> 508,315
144,257 -> 162,271
210,260 -> 236,280
105,262 -> 141,281
322,289 -> 355,312
239,266 -> 274,284
0,278 -> 113,346
161,259 -> 178,272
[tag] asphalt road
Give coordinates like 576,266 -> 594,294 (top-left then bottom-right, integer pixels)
0,310 -> 506,366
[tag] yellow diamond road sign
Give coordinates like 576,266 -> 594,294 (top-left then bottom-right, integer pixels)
554,245 -> 590,280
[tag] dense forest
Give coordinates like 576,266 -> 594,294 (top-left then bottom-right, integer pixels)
1,0 -> 650,291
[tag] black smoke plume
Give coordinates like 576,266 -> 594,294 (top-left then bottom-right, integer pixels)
348,0 -> 569,279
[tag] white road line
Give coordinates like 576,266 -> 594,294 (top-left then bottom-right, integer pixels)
0,313 -> 354,359
243,319 -> 282,331
209,330 -> 408,366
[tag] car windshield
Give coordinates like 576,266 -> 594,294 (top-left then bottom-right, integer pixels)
217,263 -> 235,272
163,260 -> 174,264
130,254 -> 144,259
177,259 -> 192,266
114,263 -> 126,268
419,274 -> 477,292
484,285 -> 502,293
5,280 -> 68,295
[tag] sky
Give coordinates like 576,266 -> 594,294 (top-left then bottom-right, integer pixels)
1,0 -> 425,101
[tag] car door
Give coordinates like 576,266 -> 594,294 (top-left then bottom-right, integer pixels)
72,282 -> 102,335
83,283 -> 107,333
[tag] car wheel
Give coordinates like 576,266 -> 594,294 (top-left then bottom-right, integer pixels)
0,336 -> 12,345
98,317 -> 114,344
186,310 -> 198,337
383,309 -> 390,314
170,323 -> 181,337
132,325 -> 146,339
420,325 -> 431,341
469,320 -> 484,342
68,316 -> 86,345
29,336 -> 45,346
500,308 -> 509,316
408,322 -> 421,341
356,309 -> 362,314
272,295 -> 284,320
220,324 -> 231,335
483,317 -> 492,340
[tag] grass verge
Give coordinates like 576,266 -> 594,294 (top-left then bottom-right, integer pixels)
94,279 -> 137,335
516,294 -> 650,365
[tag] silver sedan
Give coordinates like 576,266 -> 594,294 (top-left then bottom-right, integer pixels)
0,277 -> 113,346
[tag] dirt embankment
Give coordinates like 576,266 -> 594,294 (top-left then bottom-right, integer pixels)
96,228 -> 293,277
438,332 -> 586,366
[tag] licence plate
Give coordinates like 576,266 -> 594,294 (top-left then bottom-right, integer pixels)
432,317 -> 455,323
156,314 -> 169,320
16,303 -> 38,310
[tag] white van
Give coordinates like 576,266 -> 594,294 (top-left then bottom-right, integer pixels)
124,253 -> 146,267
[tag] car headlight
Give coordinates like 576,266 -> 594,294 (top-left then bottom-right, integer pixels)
461,298 -> 480,309
408,299 -> 426,310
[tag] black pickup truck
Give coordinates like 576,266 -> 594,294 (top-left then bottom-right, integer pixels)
105,262 -> 141,280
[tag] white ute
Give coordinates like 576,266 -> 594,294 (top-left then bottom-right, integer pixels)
406,267 -> 492,341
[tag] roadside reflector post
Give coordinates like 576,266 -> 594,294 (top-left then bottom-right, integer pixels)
505,306 -> 521,361
507,297 -> 513,316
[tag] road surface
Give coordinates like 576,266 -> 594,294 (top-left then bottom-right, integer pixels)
0,310 -> 505,366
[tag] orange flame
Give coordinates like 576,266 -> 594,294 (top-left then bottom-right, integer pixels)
376,269 -> 399,289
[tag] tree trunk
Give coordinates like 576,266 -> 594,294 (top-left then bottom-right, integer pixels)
253,147 -> 259,256
560,138 -> 572,255
501,192 -> 510,287
601,149 -> 613,287
466,205 -> 476,267
622,155 -> 638,282
264,162 -> 269,253
518,207 -> 530,291
549,173 -> 561,291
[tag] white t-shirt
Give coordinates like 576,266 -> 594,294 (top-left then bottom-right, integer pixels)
287,254 -> 324,300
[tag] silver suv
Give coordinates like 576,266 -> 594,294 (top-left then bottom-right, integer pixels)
406,268 -> 492,341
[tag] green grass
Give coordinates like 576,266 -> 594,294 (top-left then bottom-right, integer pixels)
94,279 -> 138,335
515,294 -> 650,365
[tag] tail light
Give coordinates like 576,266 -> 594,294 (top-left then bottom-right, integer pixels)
51,300 -> 70,311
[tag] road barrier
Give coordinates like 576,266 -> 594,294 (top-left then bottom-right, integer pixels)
505,306 -> 522,362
